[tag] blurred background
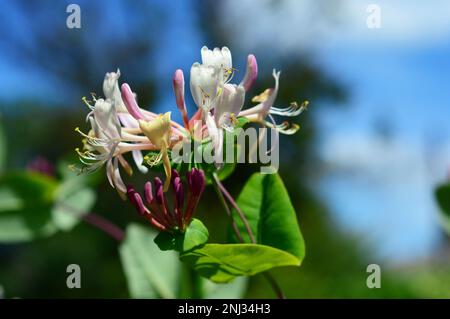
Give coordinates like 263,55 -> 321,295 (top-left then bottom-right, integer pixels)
1,0 -> 450,298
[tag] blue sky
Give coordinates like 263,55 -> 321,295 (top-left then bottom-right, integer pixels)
1,0 -> 449,263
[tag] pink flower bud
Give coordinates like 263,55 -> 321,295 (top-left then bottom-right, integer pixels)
144,181 -> 153,205
121,83 -> 145,120
173,69 -> 190,129
241,54 -> 258,91
173,69 -> 185,111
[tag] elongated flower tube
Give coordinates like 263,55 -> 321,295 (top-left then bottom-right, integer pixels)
127,168 -> 205,232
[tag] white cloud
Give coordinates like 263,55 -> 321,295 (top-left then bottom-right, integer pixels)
219,0 -> 450,55
317,132 -> 450,262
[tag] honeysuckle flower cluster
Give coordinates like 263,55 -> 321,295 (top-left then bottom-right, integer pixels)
74,46 -> 307,230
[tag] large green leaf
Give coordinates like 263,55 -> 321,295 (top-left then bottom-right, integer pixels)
51,178 -> 96,231
436,183 -> 450,234
119,224 -> 179,298
0,171 -> 96,242
230,173 -> 305,260
180,243 -> 301,283
201,276 -> 248,299
0,172 -> 59,242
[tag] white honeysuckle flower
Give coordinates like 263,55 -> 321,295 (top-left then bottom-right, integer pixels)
202,83 -> 245,165
239,69 -> 307,135
190,62 -> 221,110
76,70 -> 189,195
215,83 -> 245,131
76,98 -> 128,196
201,46 -> 233,84
93,98 -> 122,140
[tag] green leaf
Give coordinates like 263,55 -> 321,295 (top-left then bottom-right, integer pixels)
51,178 -> 96,231
436,183 -> 450,234
154,218 -> 209,252
0,172 -> 59,242
0,119 -> 6,172
154,231 -> 181,251
183,218 -> 209,251
0,170 -> 97,242
180,243 -> 301,283
119,224 -> 179,298
230,173 -> 305,260
201,276 -> 248,299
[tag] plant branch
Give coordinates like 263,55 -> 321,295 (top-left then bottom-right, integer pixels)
263,273 -> 286,299
212,174 -> 256,243
56,201 -> 125,242
212,178 -> 244,243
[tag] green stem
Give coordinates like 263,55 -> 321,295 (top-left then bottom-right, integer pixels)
212,177 -> 244,243
212,173 -> 255,243
263,273 -> 286,299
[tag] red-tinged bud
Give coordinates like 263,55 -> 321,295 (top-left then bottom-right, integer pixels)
173,176 -> 184,210
144,181 -> 153,205
27,156 -> 55,177
121,83 -> 145,120
154,177 -> 165,205
127,169 -> 205,232
132,192 -> 148,216
127,185 -> 137,205
173,69 -> 190,129
187,168 -> 206,197
240,54 -> 258,91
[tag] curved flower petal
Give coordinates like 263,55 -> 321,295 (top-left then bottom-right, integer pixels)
139,112 -> 173,191
190,62 -> 221,110
103,69 -> 127,113
215,84 -> 245,129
